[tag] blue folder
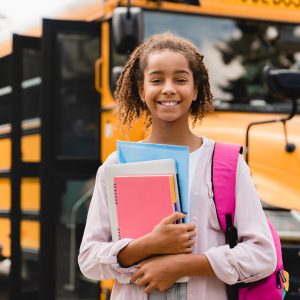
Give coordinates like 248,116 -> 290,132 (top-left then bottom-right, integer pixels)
117,140 -> 189,222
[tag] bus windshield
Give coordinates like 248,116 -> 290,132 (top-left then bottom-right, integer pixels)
111,10 -> 300,113
144,11 -> 300,113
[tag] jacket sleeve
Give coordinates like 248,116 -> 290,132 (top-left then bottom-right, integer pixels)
204,155 -> 277,285
78,154 -> 136,281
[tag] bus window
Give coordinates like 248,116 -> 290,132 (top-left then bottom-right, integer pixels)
0,93 -> 11,126
55,32 -> 100,158
0,56 -> 12,126
21,47 -> 41,121
111,10 -> 300,114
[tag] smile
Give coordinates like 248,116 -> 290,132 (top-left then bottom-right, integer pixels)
156,101 -> 180,107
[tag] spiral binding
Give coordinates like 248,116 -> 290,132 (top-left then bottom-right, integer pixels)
114,182 -> 121,239
113,183 -> 118,205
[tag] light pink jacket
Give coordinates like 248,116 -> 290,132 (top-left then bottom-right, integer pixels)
78,137 -> 276,300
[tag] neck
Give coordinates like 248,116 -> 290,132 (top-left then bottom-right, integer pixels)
144,119 -> 202,152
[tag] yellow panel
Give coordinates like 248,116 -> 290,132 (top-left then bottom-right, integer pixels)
192,111 -> 300,211
21,178 -> 40,211
206,0 -> 299,10
21,220 -> 40,250
252,164 -> 300,212
127,0 -> 300,23
100,279 -> 114,300
0,218 -> 11,257
100,22 -> 114,107
0,178 -> 11,210
0,138 -> 11,169
21,134 -> 41,162
0,220 -> 40,257
101,279 -> 114,290
101,111 -> 148,162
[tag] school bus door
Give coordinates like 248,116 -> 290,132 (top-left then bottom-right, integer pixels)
40,19 -> 101,300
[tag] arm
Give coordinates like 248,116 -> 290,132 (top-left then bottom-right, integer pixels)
78,154 -> 135,281
131,253 -> 215,293
78,153 -> 196,280
204,155 -> 277,285
117,212 -> 196,267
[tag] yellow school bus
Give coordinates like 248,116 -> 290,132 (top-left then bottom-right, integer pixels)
0,0 -> 300,299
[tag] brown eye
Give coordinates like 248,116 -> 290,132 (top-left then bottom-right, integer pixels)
176,78 -> 188,84
150,79 -> 162,84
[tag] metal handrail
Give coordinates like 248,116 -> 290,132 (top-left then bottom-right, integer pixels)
64,188 -> 94,291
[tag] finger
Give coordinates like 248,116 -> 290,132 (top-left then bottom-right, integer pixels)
144,282 -> 157,294
134,274 -> 151,288
183,223 -> 196,231
187,231 -> 197,240
182,238 -> 196,247
181,229 -> 196,238
131,269 -> 144,284
190,230 -> 197,237
175,224 -> 195,234
183,247 -> 194,254
183,243 -> 195,253
160,212 -> 186,225
186,238 -> 196,246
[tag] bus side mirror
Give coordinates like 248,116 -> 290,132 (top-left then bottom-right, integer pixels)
264,66 -> 300,99
245,66 -> 299,163
112,7 -> 143,55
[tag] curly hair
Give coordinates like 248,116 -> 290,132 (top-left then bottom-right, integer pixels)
114,32 -> 214,128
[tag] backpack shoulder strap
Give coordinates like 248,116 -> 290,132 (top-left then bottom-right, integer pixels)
212,142 -> 243,237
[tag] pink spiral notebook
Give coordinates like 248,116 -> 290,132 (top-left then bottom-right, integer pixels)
113,174 -> 176,239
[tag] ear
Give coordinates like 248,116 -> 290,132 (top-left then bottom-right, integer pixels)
139,85 -> 145,102
193,88 -> 198,101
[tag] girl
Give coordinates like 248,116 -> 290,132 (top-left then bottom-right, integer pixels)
78,33 -> 276,300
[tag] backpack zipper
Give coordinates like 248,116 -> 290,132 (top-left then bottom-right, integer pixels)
276,269 -> 286,289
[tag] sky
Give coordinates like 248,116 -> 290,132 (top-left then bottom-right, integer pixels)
0,0 -> 98,42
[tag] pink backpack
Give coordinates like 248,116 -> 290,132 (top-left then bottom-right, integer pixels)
212,142 -> 288,300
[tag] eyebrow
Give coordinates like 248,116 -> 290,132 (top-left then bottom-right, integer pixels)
147,70 -> 191,75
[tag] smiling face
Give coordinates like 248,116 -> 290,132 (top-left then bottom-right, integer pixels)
139,50 -> 198,126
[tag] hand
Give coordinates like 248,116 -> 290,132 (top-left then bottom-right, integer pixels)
117,213 -> 196,268
131,255 -> 185,294
148,212 -> 196,255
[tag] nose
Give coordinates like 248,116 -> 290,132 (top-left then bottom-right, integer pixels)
162,80 -> 176,95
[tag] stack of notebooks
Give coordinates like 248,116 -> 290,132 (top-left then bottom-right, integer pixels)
104,159 -> 181,241
104,140 -> 190,241
104,141 -> 190,284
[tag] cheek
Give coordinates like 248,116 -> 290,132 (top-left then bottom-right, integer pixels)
143,87 -> 156,99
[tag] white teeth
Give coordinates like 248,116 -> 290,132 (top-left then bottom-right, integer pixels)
159,101 -> 178,107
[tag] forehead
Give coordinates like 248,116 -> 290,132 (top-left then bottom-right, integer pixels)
144,50 -> 191,74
